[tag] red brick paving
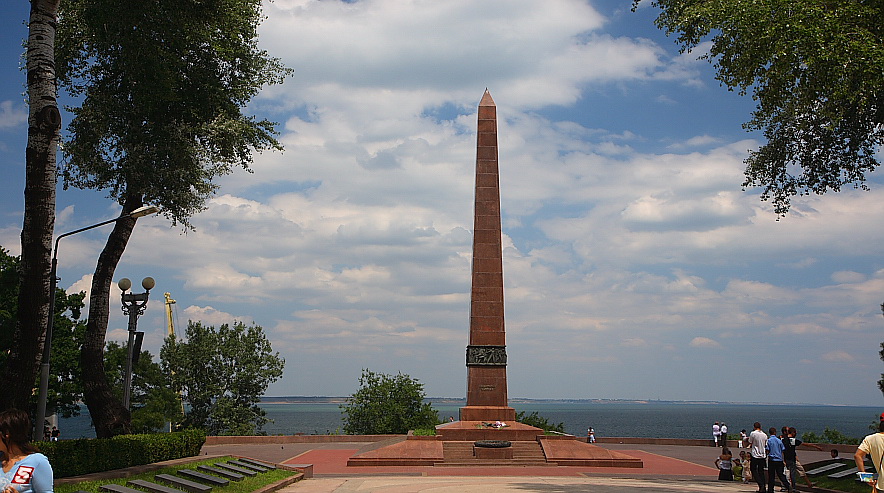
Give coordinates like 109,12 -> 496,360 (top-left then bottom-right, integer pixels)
284,448 -> 718,478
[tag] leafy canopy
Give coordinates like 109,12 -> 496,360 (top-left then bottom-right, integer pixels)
341,369 -> 440,435
104,342 -> 183,433
55,0 -> 292,224
161,321 -> 285,436
516,410 -> 565,434
0,247 -> 87,419
635,0 -> 884,214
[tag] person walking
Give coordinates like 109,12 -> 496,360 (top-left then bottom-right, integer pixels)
767,426 -> 791,492
713,421 -> 721,447
855,413 -> 884,492
0,409 -> 54,493
784,426 -> 821,489
748,422 -> 768,493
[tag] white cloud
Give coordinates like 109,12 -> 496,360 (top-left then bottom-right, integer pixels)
0,100 -> 26,129
182,305 -> 252,327
689,337 -> 721,348
821,351 -> 855,363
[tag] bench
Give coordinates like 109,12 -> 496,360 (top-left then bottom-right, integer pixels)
155,474 -> 212,493
99,485 -> 142,493
829,467 -> 859,479
227,460 -> 267,473
177,469 -> 229,487
238,458 -> 276,470
196,465 -> 243,482
127,479 -> 187,493
805,462 -> 848,476
211,463 -> 256,477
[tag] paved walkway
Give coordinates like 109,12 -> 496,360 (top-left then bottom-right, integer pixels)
199,441 -> 838,492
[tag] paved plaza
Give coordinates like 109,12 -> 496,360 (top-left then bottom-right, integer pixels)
199,441 -> 838,492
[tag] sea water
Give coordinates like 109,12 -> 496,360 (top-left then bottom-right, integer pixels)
57,401 -> 881,441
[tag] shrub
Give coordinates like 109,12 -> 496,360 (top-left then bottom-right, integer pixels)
39,428 -> 206,478
800,427 -> 859,445
515,411 -> 565,433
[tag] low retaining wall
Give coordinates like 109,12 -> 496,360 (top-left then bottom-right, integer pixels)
204,435 -> 399,445
593,437 -> 856,453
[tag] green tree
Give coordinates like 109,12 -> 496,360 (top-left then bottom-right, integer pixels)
0,247 -> 87,419
515,410 -> 565,434
878,341 -> 884,397
104,342 -> 182,434
161,321 -> 285,436
634,0 -> 884,215
3,0 -> 63,412
801,427 -> 859,445
340,369 -> 440,435
54,0 -> 291,437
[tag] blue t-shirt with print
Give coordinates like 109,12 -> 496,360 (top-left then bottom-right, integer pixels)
1,453 -> 54,493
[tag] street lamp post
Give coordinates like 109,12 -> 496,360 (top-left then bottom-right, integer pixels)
119,276 -> 155,410
34,205 -> 159,439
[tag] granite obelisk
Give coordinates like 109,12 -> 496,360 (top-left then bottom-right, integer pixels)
459,90 -> 516,422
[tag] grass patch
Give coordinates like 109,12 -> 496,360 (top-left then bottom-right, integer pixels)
55,456 -> 297,493
810,475 -> 872,493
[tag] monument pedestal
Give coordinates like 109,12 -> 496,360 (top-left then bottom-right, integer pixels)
458,405 -> 516,422
436,420 -> 542,442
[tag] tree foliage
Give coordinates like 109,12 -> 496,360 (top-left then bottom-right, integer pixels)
161,321 -> 285,436
104,342 -> 182,434
515,410 -> 565,433
878,341 -> 884,397
801,427 -> 859,445
340,369 -> 440,435
53,0 -> 291,437
0,247 -> 87,418
635,0 -> 884,214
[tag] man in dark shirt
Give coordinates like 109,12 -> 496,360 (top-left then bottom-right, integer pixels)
784,427 -> 822,489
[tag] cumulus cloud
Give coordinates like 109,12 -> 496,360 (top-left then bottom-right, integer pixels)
183,305 -> 252,327
0,100 -> 26,129
822,351 -> 855,362
2,0 -> 882,405
689,337 -> 721,348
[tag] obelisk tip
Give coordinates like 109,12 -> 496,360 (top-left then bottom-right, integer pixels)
479,89 -> 495,106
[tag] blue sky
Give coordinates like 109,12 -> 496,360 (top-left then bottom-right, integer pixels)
1,0 -> 883,406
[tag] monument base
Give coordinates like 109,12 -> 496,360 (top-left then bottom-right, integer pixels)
435,420 -> 542,441
458,405 -> 516,422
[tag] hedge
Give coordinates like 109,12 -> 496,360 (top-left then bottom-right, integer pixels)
37,428 -> 206,478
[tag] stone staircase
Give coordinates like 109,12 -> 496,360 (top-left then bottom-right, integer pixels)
436,441 -> 553,466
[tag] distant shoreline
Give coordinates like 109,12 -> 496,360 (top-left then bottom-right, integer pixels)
260,396 -> 876,407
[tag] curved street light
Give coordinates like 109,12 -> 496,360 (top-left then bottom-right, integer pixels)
35,205 -> 160,438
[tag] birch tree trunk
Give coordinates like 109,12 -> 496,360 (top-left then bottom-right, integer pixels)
2,0 -> 62,413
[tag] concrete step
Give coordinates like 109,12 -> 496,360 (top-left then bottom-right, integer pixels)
436,459 -> 555,467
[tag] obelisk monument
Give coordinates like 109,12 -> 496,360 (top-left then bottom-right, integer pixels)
459,90 -> 516,423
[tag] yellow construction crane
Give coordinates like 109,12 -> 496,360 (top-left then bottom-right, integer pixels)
164,292 -> 177,338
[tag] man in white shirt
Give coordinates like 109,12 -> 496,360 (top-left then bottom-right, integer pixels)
712,421 -> 721,446
855,414 -> 884,492
748,422 -> 768,493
